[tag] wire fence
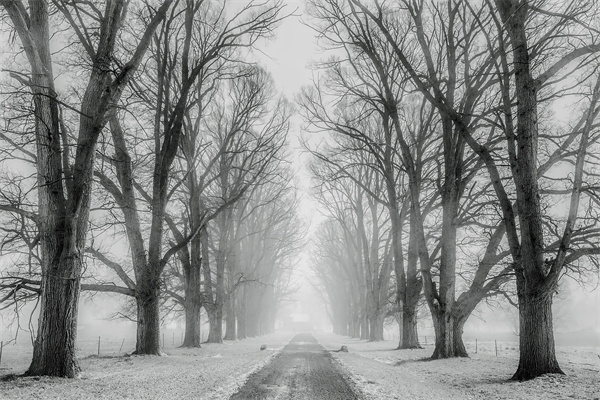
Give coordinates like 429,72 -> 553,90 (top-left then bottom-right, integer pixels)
384,334 -> 519,358
0,329 -> 211,370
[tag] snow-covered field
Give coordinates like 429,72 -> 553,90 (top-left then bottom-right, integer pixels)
0,330 -> 598,399
314,331 -> 600,400
0,330 -> 296,399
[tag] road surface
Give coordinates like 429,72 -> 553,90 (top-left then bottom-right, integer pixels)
230,333 -> 363,399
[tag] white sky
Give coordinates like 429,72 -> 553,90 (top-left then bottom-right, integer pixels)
254,0 -> 319,97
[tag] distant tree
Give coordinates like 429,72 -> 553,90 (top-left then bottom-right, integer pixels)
160,65 -> 290,345
233,178 -> 303,338
91,2 -> 287,353
309,152 -> 393,340
198,68 -> 290,343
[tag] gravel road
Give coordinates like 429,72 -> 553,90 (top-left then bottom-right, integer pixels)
230,333 -> 363,399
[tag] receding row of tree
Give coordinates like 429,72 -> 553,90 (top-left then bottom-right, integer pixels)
303,0 -> 600,381
0,0 -> 302,378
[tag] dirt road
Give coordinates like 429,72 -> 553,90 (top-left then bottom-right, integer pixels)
230,333 -> 363,399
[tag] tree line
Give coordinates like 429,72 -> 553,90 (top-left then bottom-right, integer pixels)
0,0 -> 302,378
303,0 -> 600,382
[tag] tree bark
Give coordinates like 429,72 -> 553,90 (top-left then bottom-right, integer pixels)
182,279 -> 202,347
401,307 -> 420,349
134,280 -> 161,355
430,191 -> 462,359
27,258 -> 81,377
451,315 -> 468,358
512,290 -> 562,380
360,310 -> 369,340
224,292 -> 237,340
206,268 -> 225,342
207,305 -> 223,343
237,287 -> 247,339
399,209 -> 422,349
368,310 -> 385,341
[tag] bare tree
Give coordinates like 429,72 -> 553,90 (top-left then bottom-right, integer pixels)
309,149 -> 393,340
304,0 -> 440,346
90,2 -> 287,353
0,0 -> 171,376
158,64 -> 291,345
491,0 -> 600,380
352,0 -> 600,379
197,67 -> 290,342
233,176 -> 303,338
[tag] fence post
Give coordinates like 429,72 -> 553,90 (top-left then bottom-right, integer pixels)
0,341 -> 3,367
173,332 -> 175,346
475,338 -> 478,354
98,336 -> 101,356
495,340 -> 498,357
119,339 -> 125,353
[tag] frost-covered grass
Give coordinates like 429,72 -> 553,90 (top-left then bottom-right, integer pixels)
315,331 -> 600,400
0,330 -> 295,399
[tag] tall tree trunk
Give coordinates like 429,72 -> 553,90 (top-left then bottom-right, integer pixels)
342,308 -> 349,336
400,210 -> 422,349
369,310 -> 385,341
512,289 -> 561,380
134,277 -> 161,355
246,308 -> 259,337
360,310 -> 369,340
358,285 -> 369,339
452,315 -> 468,358
182,283 -> 202,347
236,286 -> 247,339
431,307 -> 467,358
27,256 -> 81,377
224,292 -> 237,340
182,299 -> 202,347
401,307 -> 420,349
345,306 -> 352,336
494,0 -> 565,380
207,204 -> 228,343
207,281 -> 224,342
430,192 -> 464,359
207,305 -> 223,343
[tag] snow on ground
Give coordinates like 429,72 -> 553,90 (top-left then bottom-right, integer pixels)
0,330 -> 598,399
0,330 -> 295,399
314,331 -> 600,400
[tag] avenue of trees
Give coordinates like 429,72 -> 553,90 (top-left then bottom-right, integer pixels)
0,0 -> 597,385
304,0 -> 600,381
0,0 -> 301,378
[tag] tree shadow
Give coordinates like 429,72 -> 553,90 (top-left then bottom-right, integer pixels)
0,373 -> 19,382
394,357 -> 433,366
